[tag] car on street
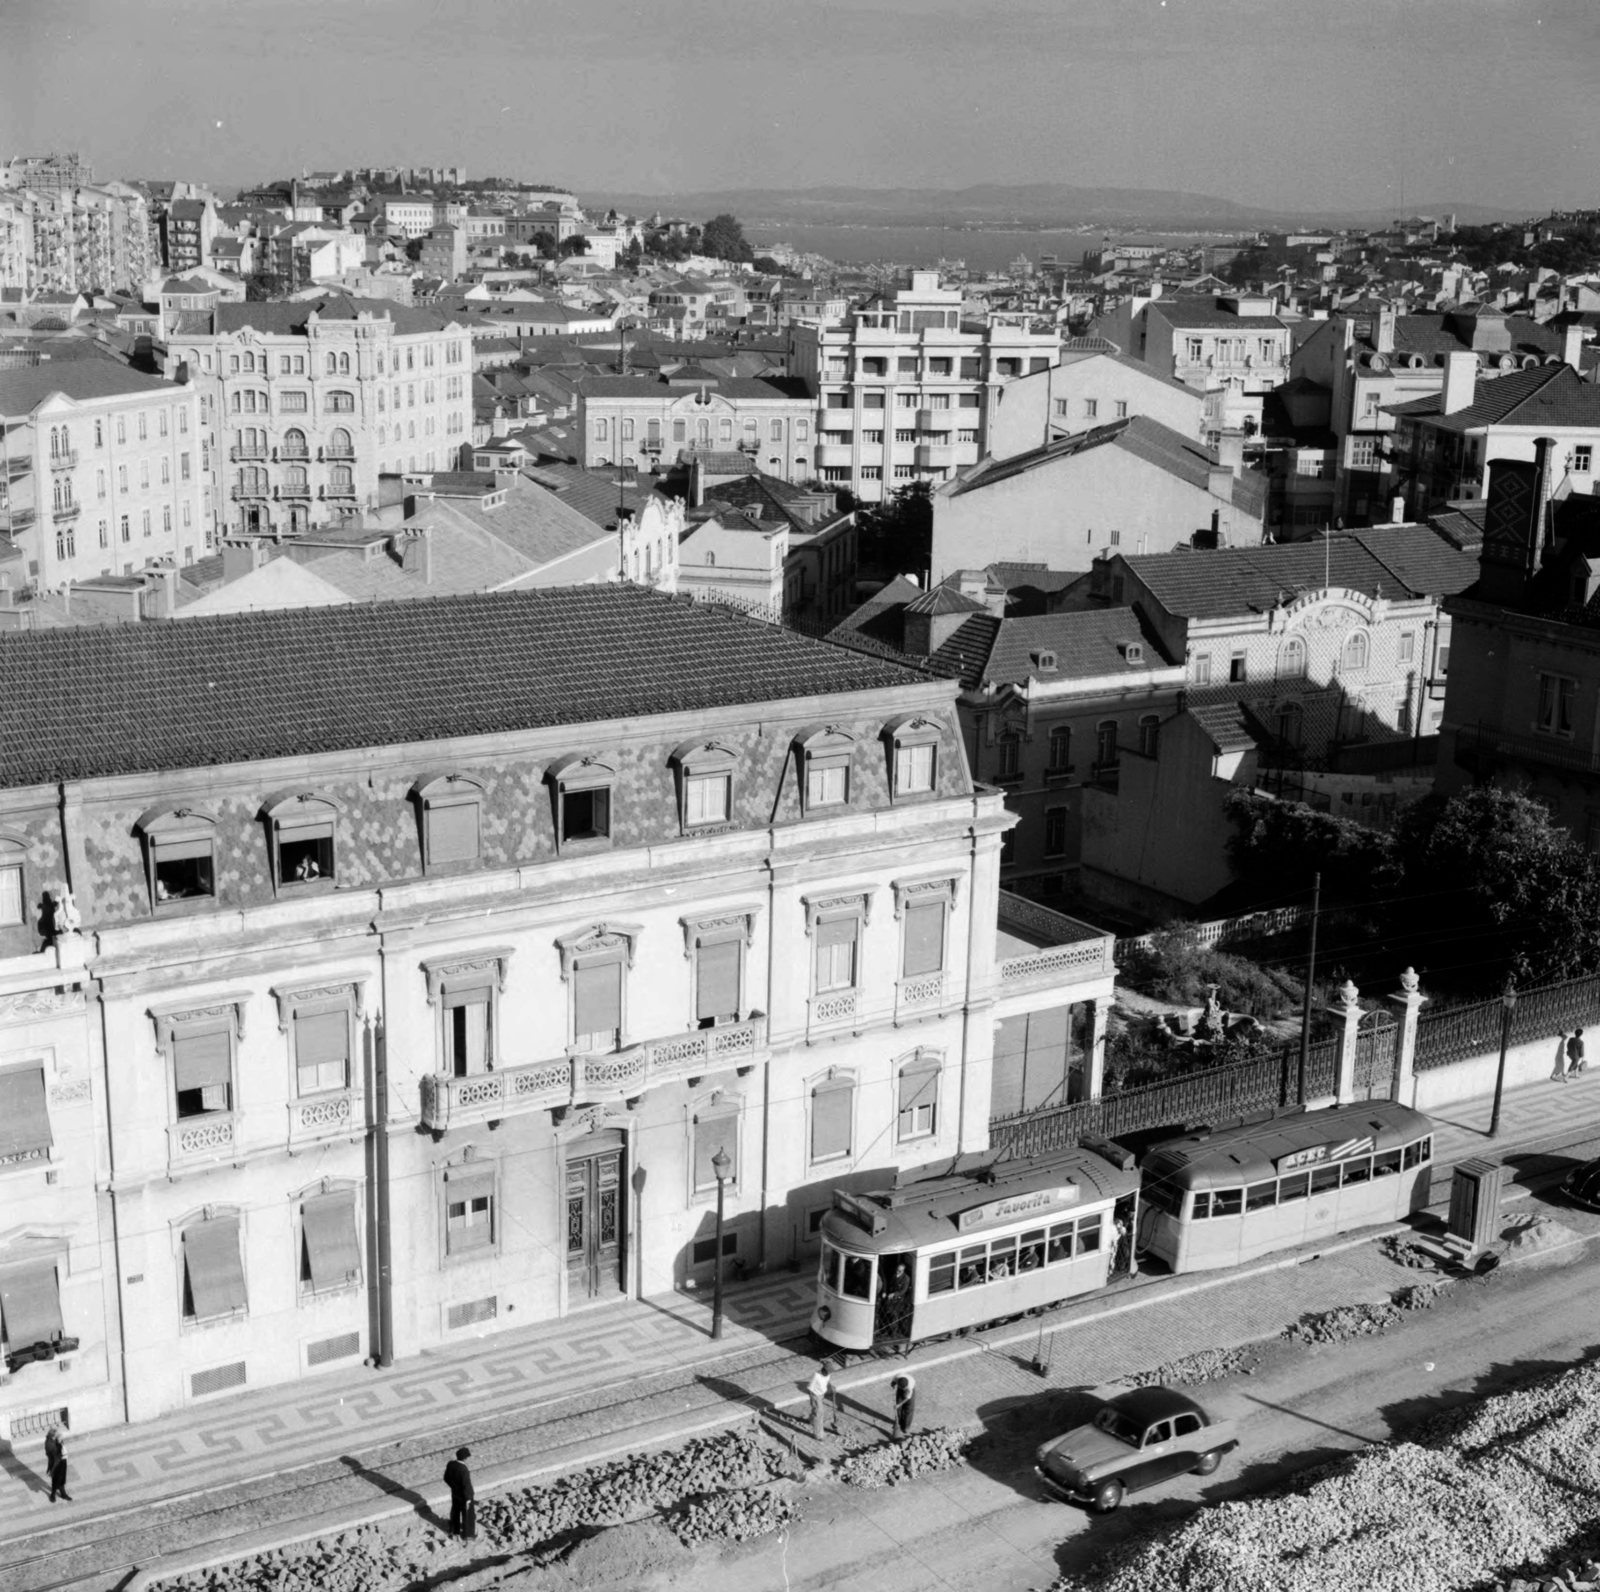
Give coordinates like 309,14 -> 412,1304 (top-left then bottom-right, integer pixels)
1563,1157 -> 1600,1211
1034,1385 -> 1237,1513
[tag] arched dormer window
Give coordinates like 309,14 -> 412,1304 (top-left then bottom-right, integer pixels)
261,791 -> 343,891
1278,637 -> 1306,679
1342,629 -> 1370,672
410,773 -> 485,871
881,712 -> 941,799
793,725 -> 856,813
136,804 -> 218,910
546,754 -> 617,851
0,832 -> 28,929
670,738 -> 738,833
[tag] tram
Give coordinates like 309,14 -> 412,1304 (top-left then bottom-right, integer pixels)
811,1141 -> 1141,1354
1136,1100 -> 1434,1272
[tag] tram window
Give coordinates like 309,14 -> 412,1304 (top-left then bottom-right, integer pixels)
988,1236 -> 1018,1280
1141,1180 -> 1182,1217
1419,1135 -> 1432,1161
1189,1192 -> 1211,1220
1075,1216 -> 1102,1255
1046,1223 -> 1074,1263
957,1245 -> 988,1288
928,1252 -> 956,1294
1310,1164 -> 1341,1196
1211,1188 -> 1244,1218
821,1245 -> 841,1292
1403,1135 -> 1432,1169
842,1254 -> 874,1299
1341,1157 -> 1372,1186
1279,1172 -> 1310,1203
1018,1230 -> 1045,1272
1246,1180 -> 1278,1212
1373,1149 -> 1402,1178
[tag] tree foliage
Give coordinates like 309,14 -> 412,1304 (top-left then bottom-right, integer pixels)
698,213 -> 754,264
1223,789 -> 1397,903
859,481 -> 933,581
753,255 -> 783,276
558,234 -> 589,258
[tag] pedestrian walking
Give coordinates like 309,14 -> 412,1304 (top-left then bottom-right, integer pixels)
1569,1028 -> 1588,1078
44,1424 -> 70,1503
808,1360 -> 837,1440
442,1446 -> 475,1539
891,1373 -> 917,1442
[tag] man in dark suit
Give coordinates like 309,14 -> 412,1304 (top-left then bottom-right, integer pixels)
443,1446 -> 475,1538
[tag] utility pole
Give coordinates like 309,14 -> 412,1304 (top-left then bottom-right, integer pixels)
1297,872 -> 1322,1104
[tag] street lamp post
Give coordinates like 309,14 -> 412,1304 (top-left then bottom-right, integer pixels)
710,1145 -> 731,1341
1490,979 -> 1517,1139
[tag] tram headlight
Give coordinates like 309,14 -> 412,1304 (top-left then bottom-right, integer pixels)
817,1305 -> 831,1323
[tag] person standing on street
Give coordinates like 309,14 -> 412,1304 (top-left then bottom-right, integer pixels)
443,1446 -> 475,1539
891,1373 -> 917,1442
808,1361 -> 837,1440
1569,1028 -> 1588,1079
45,1425 -> 70,1503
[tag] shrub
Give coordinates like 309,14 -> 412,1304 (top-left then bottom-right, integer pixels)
1120,932 -> 1305,1020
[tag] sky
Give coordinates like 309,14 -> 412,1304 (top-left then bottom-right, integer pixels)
3,0 -> 1599,214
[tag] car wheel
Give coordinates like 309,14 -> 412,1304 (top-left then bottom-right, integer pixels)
1092,1478 -> 1124,1514
1192,1448 -> 1224,1476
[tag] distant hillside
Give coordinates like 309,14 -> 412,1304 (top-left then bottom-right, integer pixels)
589,183 -> 1524,232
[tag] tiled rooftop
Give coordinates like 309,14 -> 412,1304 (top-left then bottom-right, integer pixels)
0,585 -> 924,789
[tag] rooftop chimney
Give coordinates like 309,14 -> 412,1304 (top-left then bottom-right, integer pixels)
1563,323 -> 1586,373
1216,430 -> 1245,478
1208,464 -> 1234,501
1375,308 -> 1396,354
1442,351 -> 1477,415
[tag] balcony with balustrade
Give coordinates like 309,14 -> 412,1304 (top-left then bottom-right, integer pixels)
51,499 -> 81,522
995,892 -> 1116,998
231,443 -> 269,462
47,449 -> 79,470
418,1013 -> 768,1134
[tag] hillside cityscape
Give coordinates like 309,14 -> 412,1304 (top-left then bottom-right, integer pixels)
7,13 -> 1600,1591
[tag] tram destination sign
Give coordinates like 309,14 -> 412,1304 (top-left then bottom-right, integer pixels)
1276,1135 -> 1374,1172
957,1182 -> 1079,1231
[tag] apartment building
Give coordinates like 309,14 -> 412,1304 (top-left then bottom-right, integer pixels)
165,295 -> 474,539
163,197 -> 219,274
0,585 -> 1114,1426
0,362 -> 205,586
0,193 -> 34,292
788,271 -> 1062,504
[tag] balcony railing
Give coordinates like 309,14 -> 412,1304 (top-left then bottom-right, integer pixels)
1454,722 -> 1600,780
321,482 -> 358,498
276,482 -> 313,499
418,1014 -> 767,1133
808,988 -> 859,1035
47,449 -> 79,470
167,1112 -> 235,1168
996,892 -> 1118,992
231,444 -> 269,461
288,1090 -> 358,1148
895,971 -> 947,1022
320,445 -> 356,461
231,485 -> 268,501
276,446 -> 310,462
51,501 -> 81,522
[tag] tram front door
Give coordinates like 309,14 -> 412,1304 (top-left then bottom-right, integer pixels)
566,1135 -> 625,1303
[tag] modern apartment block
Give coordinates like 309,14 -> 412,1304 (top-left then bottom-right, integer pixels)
0,192 -> 34,292
165,295 -> 474,539
0,362 -> 206,585
3,176 -> 154,296
788,271 -> 1062,504
0,586 -> 1113,1429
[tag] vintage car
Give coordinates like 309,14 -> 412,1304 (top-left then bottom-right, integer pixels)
1034,1385 -> 1237,1513
1562,1157 -> 1600,1212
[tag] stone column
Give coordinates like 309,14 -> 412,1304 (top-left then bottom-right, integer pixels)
1332,978 -> 1363,1105
1083,996 -> 1110,1102
1386,967 -> 1426,1108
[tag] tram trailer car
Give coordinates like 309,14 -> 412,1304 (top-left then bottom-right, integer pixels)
1136,1100 -> 1435,1273
812,1142 -> 1141,1354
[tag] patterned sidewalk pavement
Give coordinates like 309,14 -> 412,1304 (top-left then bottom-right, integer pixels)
3,1067 -> 1598,1590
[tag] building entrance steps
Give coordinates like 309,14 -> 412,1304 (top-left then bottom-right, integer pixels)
2,1067 -> 1597,1588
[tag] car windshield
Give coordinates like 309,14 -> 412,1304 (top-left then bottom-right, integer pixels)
1093,1406 -> 1143,1445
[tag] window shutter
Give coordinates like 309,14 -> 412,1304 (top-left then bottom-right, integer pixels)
156,836 -> 213,863
1022,1005 -> 1071,1112
990,1015 -> 1029,1120
816,917 -> 857,949
295,1010 -> 348,1069
0,865 -> 20,925
173,1028 -> 232,1092
427,802 -> 479,863
901,902 -> 945,977
0,1067 -> 52,1160
696,940 -> 741,1023
184,1218 -> 246,1318
899,1058 -> 939,1114
0,1261 -> 62,1348
693,1112 -> 739,1190
301,1194 -> 362,1290
574,960 -> 622,1037
811,1082 -> 852,1159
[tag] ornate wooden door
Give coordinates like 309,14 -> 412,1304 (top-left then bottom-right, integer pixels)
565,1137 -> 624,1303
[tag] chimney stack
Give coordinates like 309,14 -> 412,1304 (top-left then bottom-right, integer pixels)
1562,323 -> 1586,373
1534,435 -> 1559,565
1208,464 -> 1234,501
1375,308 -> 1396,354
1442,351 -> 1477,415
1216,430 -> 1245,478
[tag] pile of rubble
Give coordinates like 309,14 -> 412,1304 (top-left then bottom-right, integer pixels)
1124,1346 -> 1256,1387
669,1481 -> 800,1543
836,1427 -> 968,1489
1049,1357 -> 1600,1592
1283,1281 -> 1448,1346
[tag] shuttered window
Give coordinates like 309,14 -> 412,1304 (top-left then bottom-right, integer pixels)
574,960 -> 622,1047
814,918 -> 858,993
989,1006 -> 1073,1120
811,1079 -> 853,1161
0,1067 -> 52,1164
301,1194 -> 361,1292
294,1009 -> 349,1095
0,863 -> 21,926
184,1218 -> 246,1319
426,801 -> 480,865
445,1171 -> 495,1254
901,902 -> 945,978
173,1028 -> 231,1116
693,1110 -> 739,1191
894,743 -> 934,794
0,1261 -> 63,1350
685,773 -> 730,826
695,939 -> 741,1025
898,1057 -> 940,1140
445,988 -> 492,1075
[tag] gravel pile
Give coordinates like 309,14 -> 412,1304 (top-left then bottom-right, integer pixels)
1124,1346 -> 1256,1387
1049,1356 -> 1600,1592
1379,1234 -> 1445,1271
1283,1280 -> 1448,1345
669,1481 -> 800,1543
837,1428 -> 969,1489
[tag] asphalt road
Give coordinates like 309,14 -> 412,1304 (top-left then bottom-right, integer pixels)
681,1191 -> 1600,1592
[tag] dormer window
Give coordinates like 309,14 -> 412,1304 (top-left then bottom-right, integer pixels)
136,804 -> 218,910
671,739 -> 736,833
263,791 -> 342,890
1122,642 -> 1144,664
411,773 -> 485,872
1032,649 -> 1058,672
881,714 -> 940,801
0,835 -> 27,929
548,754 -> 616,850
795,726 -> 855,813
